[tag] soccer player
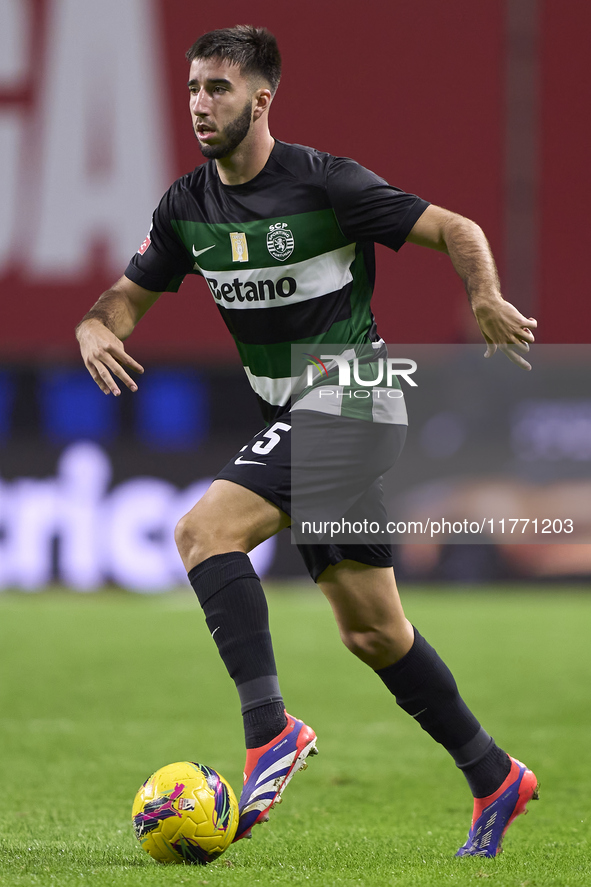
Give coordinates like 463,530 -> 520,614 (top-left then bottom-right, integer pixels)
76,26 -> 539,856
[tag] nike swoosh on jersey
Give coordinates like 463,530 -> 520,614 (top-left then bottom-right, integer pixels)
192,244 -> 216,257
234,455 -> 267,466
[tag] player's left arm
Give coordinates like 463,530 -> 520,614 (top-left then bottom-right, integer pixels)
406,204 -> 537,370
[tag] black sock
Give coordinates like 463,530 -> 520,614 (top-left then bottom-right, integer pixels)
461,742 -> 512,798
188,552 -> 287,748
376,627 -> 511,797
243,701 -> 289,749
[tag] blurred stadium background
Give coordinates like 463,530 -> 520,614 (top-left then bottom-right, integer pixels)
1,0 -> 590,592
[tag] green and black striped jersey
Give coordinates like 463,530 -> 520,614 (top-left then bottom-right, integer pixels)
125,140 -> 429,423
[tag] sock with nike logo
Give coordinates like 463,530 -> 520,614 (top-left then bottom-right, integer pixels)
188,551 -> 287,748
376,627 -> 511,797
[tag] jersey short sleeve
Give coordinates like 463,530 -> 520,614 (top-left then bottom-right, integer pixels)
326,156 -> 430,251
125,186 -> 195,293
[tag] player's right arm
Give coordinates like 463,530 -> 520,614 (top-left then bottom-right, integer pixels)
76,275 -> 161,396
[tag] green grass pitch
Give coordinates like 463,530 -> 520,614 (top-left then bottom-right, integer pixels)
0,585 -> 589,887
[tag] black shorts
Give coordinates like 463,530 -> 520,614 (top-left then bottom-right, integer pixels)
215,410 -> 406,582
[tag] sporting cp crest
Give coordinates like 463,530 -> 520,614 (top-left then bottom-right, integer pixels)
266,222 -> 294,261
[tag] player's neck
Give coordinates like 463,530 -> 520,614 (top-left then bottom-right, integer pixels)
215,127 -> 275,187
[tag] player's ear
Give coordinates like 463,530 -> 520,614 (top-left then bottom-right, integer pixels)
252,87 -> 272,120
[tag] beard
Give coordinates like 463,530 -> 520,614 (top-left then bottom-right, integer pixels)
197,100 -> 253,159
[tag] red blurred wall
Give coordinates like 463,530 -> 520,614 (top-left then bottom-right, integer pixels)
538,1 -> 591,343
0,0 -> 588,361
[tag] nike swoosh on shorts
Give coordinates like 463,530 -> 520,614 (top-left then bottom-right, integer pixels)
234,455 -> 266,466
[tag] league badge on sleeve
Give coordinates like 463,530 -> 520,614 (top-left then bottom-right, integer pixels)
267,222 -> 294,261
138,222 -> 153,255
138,234 -> 151,255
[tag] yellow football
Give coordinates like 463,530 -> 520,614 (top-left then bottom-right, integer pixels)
132,760 -> 238,864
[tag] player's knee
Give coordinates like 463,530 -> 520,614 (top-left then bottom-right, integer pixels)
174,510 -> 213,567
339,627 -> 387,662
174,507 -> 245,569
340,626 -> 408,669
174,511 -> 195,559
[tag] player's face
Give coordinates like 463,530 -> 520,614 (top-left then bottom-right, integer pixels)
188,58 -> 255,159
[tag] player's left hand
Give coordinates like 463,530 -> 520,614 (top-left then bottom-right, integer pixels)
472,298 -> 537,370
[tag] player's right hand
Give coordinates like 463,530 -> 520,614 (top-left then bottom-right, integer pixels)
77,319 -> 144,396
473,298 -> 537,371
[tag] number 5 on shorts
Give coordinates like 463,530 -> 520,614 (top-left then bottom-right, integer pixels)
251,422 -> 291,455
